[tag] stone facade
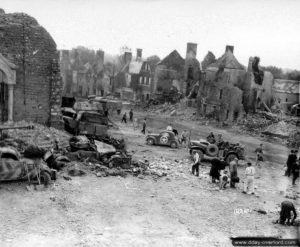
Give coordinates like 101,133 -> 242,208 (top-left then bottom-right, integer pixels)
114,49 -> 153,101
0,10 -> 62,125
154,43 -> 201,96
154,50 -> 185,93
60,49 -> 110,98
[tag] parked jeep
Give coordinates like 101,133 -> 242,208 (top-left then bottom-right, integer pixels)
146,131 -> 179,148
189,139 -> 245,163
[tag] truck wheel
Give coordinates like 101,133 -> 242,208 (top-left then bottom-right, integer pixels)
40,171 -> 51,186
226,153 -> 238,164
207,144 -> 219,157
170,141 -> 177,149
147,138 -> 154,145
192,150 -> 204,161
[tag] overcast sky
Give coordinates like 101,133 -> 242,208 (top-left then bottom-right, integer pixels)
2,0 -> 300,69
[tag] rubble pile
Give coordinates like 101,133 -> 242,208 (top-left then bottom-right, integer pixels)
235,113 -> 274,135
262,121 -> 297,138
5,121 -> 70,150
146,103 -> 179,114
287,131 -> 300,149
145,102 -> 197,121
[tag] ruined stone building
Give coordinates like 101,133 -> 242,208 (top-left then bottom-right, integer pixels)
272,79 -> 299,112
205,46 -> 246,87
242,57 -> 274,113
184,43 -> 201,96
194,45 -> 246,121
198,67 -> 244,122
60,49 -> 112,98
153,43 -> 201,96
0,10 -> 62,125
153,50 -> 185,93
114,49 -> 153,101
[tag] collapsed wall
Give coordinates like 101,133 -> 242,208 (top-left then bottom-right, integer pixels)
0,10 -> 62,126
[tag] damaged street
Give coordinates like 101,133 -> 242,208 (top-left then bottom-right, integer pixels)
0,110 -> 299,246
0,1 -> 300,246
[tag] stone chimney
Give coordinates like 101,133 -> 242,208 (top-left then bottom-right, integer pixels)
247,57 -> 254,72
95,50 -> 104,73
61,50 -> 69,60
124,52 -> 132,64
60,50 -> 71,70
136,48 -> 142,61
186,42 -> 197,59
225,45 -> 234,53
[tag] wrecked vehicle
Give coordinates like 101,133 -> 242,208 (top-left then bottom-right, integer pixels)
0,147 -> 56,185
67,135 -> 131,168
108,152 -> 132,169
146,131 -> 179,148
44,149 -> 70,171
68,135 -> 117,160
189,139 -> 245,163
69,135 -> 97,152
62,111 -> 112,136
61,96 -> 76,118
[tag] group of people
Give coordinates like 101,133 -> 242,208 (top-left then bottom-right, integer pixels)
286,149 -> 300,185
121,109 -> 134,124
119,109 -> 147,135
192,152 -> 255,193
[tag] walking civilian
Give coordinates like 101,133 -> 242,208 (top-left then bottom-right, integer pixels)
243,162 -> 255,194
141,118 -> 147,135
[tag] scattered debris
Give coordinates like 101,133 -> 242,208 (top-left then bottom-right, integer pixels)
67,164 -> 87,176
63,175 -> 72,181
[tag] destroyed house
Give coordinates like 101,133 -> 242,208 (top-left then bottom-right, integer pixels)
199,68 -> 244,122
272,79 -> 299,105
60,49 -> 111,98
154,42 -> 201,96
205,45 -> 246,87
154,50 -> 185,93
114,49 -> 152,101
0,10 -> 62,125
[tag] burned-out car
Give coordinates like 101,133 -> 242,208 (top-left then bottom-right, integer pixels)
189,139 -> 245,163
62,111 -> 112,136
0,147 -> 56,185
146,131 -> 179,148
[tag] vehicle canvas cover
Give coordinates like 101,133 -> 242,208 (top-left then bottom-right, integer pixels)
106,100 -> 122,111
73,101 -> 104,113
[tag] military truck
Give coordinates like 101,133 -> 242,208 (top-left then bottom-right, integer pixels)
62,111 -> 112,136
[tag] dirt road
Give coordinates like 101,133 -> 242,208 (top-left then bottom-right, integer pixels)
0,113 -> 299,247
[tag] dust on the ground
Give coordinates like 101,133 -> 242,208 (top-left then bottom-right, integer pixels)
0,111 -> 299,247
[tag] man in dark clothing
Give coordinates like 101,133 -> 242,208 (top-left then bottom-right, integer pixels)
286,150 -> 297,177
255,143 -> 264,167
229,158 -> 238,188
291,159 -> 300,185
172,129 -> 178,136
141,118 -> 146,134
104,109 -> 109,117
210,158 -> 222,183
279,201 -> 297,225
129,109 -> 133,122
207,132 -> 215,144
121,113 -> 127,123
